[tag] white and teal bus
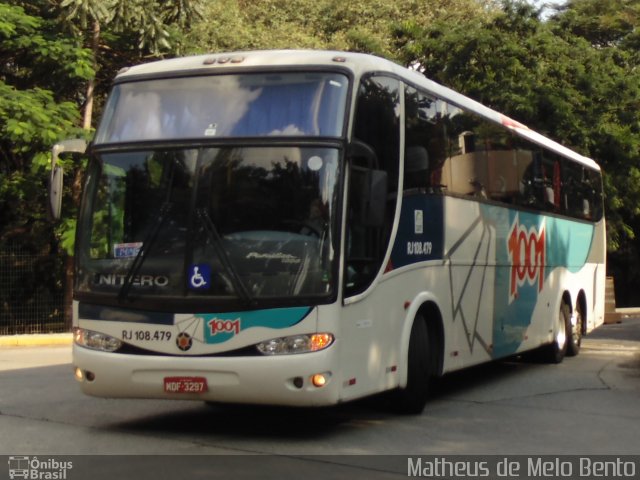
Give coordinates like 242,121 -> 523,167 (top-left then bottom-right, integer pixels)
50,50 -> 605,413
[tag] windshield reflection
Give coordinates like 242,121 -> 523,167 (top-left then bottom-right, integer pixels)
77,146 -> 340,306
95,73 -> 348,143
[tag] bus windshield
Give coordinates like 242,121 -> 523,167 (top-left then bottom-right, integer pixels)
76,146 -> 341,307
94,72 -> 349,143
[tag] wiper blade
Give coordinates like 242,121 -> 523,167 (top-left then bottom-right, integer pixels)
196,208 -> 254,306
118,201 -> 171,302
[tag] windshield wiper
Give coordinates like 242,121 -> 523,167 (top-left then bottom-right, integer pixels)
196,208 -> 254,306
118,201 -> 171,302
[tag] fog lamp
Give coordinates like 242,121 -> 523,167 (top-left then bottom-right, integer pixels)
311,373 -> 329,387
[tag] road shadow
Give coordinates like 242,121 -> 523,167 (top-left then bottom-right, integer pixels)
106,359 -> 538,440
107,400 -> 393,441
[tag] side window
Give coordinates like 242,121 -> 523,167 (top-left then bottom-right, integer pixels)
345,76 -> 400,297
519,152 -> 560,211
401,93 -> 604,222
585,167 -> 604,221
517,148 -> 605,221
563,161 -> 604,221
440,103 -> 487,197
440,105 -> 525,202
404,87 -> 447,192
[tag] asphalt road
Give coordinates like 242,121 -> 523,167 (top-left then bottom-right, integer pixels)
1,319 -> 639,479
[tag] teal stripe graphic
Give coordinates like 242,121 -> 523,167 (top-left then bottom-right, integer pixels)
200,306 -> 312,344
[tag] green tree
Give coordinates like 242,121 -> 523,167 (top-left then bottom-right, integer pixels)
186,0 -> 497,60
0,2 -> 92,248
0,2 -> 93,331
552,0 -> 640,53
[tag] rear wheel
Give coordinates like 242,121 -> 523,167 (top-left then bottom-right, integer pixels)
394,315 -> 435,414
566,301 -> 583,357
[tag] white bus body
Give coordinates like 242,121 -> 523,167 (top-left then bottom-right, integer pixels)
59,50 -> 605,413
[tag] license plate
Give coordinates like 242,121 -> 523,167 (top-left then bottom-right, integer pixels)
163,376 -> 208,394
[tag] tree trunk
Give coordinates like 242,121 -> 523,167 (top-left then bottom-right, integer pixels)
82,19 -> 101,130
66,19 -> 101,329
63,254 -> 74,331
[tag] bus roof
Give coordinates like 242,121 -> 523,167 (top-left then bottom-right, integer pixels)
115,50 -> 600,172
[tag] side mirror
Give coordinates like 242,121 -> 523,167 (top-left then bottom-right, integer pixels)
49,139 -> 87,221
49,165 -> 64,221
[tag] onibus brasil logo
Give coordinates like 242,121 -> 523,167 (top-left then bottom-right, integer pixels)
507,215 -> 545,304
8,456 -> 73,479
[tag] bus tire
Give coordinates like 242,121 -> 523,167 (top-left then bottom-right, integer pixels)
540,299 -> 570,364
394,315 -> 433,414
566,300 -> 583,357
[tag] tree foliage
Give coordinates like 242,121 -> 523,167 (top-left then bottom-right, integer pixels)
552,0 -> 640,54
0,2 -> 91,251
186,0 -> 496,59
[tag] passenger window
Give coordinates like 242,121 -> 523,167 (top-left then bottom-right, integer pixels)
402,88 -> 604,222
345,76 -> 400,297
440,107 -> 528,202
404,87 -> 447,192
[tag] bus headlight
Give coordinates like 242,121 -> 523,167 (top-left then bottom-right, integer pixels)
256,333 -> 334,355
74,328 -> 123,352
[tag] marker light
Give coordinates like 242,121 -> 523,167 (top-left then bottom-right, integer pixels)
74,328 -> 122,352
256,333 -> 334,355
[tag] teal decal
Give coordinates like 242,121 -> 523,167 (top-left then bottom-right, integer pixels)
200,306 -> 312,344
545,217 -> 594,274
479,205 -> 594,358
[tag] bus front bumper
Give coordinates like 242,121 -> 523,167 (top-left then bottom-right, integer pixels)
72,343 -> 341,407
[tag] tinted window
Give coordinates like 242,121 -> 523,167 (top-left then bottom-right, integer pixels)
404,87 -> 448,192
345,76 -> 400,296
432,101 -> 603,221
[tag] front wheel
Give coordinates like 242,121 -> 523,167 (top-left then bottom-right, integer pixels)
393,315 -> 435,414
539,299 -> 570,364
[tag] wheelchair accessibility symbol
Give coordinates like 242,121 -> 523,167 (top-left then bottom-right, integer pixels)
188,264 -> 211,290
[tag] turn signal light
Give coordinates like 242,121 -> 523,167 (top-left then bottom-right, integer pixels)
256,333 -> 334,355
310,333 -> 332,351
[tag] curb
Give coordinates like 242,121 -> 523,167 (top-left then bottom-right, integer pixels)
0,333 -> 73,347
616,308 -> 640,318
